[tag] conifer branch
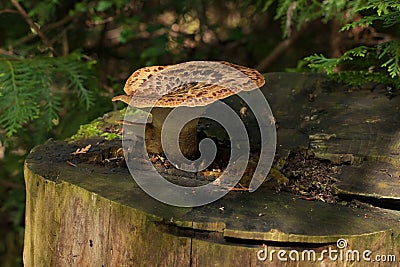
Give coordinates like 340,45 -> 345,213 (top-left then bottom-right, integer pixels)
0,56 -> 94,136
10,0 -> 59,56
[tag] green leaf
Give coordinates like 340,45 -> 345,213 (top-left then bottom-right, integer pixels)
261,0 -> 275,12
379,41 -> 400,78
95,0 -> 114,12
119,26 -> 136,44
304,54 -> 341,74
146,24 -> 165,33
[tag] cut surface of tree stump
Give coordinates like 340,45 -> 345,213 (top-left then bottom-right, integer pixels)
24,73 -> 400,266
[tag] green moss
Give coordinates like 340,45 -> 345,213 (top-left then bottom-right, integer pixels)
67,119 -> 121,141
330,71 -> 400,89
66,108 -> 150,142
267,167 -> 289,186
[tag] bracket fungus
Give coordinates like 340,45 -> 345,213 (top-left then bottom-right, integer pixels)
112,61 -> 265,158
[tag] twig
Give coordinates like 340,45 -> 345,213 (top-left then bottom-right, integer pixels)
330,19 -> 343,58
43,15 -> 73,32
0,48 -> 19,58
256,24 -> 309,72
61,30 -> 69,56
85,16 -> 114,26
0,8 -> 19,15
197,0 -> 207,43
10,0 -> 59,56
66,160 -> 78,167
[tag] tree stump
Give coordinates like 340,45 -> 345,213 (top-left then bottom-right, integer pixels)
24,73 -> 400,266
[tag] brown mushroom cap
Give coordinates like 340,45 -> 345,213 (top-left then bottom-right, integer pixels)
123,65 -> 170,95
112,61 -> 265,108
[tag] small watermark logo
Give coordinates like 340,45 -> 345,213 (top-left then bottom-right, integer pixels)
122,61 -> 276,207
257,238 -> 397,263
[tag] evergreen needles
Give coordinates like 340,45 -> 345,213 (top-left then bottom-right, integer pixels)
271,0 -> 400,89
0,56 -> 94,137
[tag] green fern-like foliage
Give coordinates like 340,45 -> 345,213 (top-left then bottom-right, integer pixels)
0,56 -> 94,137
342,0 -> 400,30
268,0 -> 399,88
272,0 -> 367,37
304,43 -> 399,90
304,41 -> 400,88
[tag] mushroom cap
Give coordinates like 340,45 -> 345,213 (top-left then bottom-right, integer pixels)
112,61 -> 265,108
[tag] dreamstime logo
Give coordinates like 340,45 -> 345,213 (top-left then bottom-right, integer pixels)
256,238 -> 397,263
122,61 -> 276,207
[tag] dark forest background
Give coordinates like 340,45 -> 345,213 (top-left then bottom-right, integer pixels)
0,1 -> 399,265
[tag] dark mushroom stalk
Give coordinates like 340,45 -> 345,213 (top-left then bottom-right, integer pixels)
112,95 -> 200,158
145,107 -> 199,158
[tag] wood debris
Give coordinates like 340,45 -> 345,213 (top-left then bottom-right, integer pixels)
71,144 -> 92,155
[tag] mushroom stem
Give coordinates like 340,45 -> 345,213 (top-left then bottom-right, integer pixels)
145,107 -> 199,158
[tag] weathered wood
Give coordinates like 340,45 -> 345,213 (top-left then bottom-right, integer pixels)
24,73 -> 400,266
24,168 -> 191,266
25,141 -> 400,266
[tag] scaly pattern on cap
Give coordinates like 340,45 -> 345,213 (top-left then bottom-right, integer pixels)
112,61 -> 265,108
123,65 -> 170,95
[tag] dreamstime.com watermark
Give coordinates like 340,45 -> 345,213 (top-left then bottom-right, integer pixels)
256,238 -> 397,263
122,61 -> 276,207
